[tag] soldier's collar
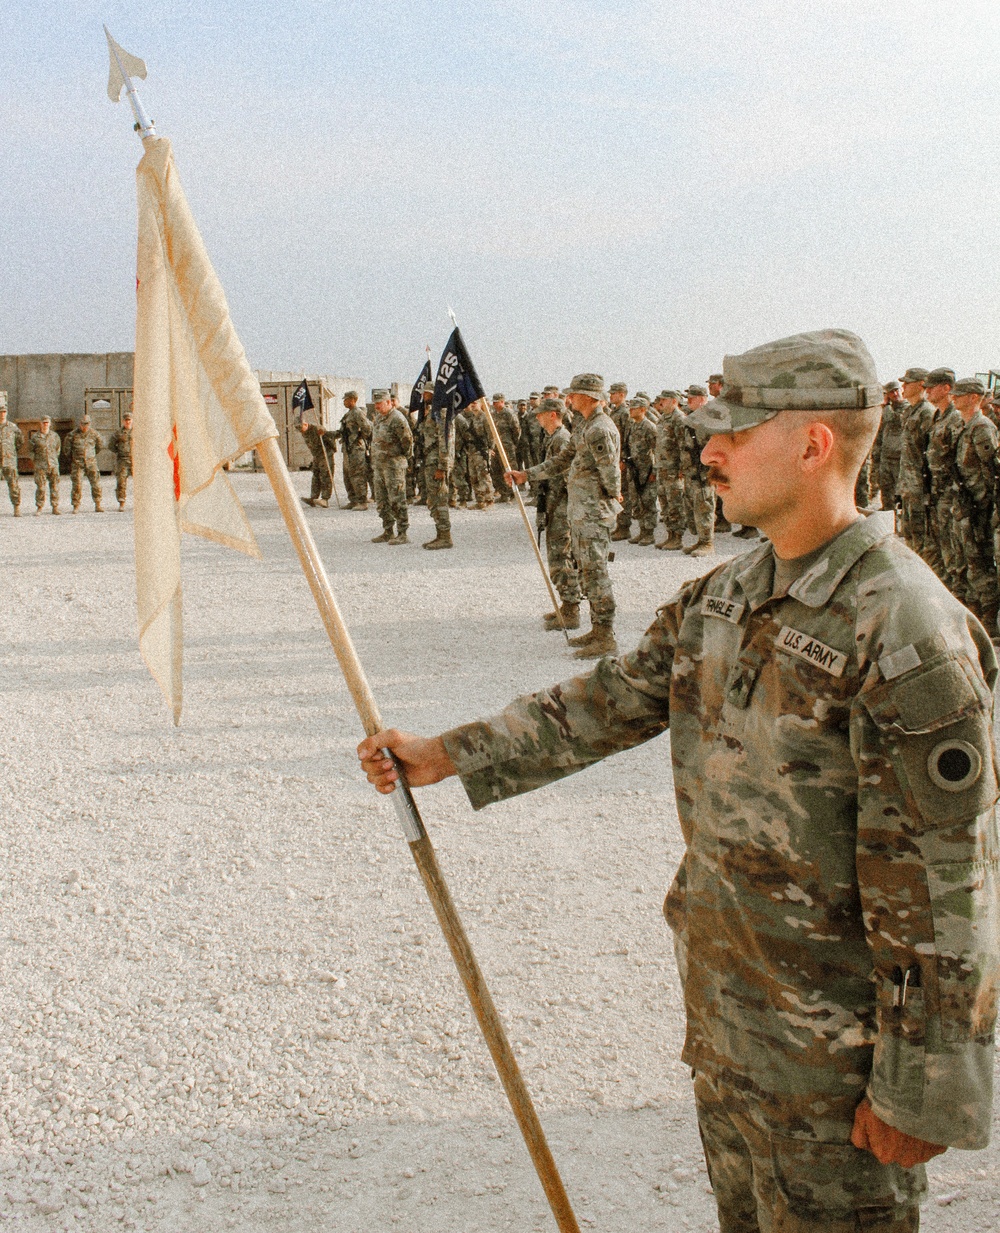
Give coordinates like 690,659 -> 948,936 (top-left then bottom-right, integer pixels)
735,512 -> 894,610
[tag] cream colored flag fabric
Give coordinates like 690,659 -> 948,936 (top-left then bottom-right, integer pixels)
134,136 -> 278,725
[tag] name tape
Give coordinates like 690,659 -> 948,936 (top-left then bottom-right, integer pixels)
701,595 -> 745,624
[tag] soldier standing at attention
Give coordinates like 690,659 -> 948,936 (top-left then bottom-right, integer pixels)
625,396 -> 658,545
679,384 -> 716,556
0,405 -> 24,516
896,368 -> 933,556
508,373 -> 621,658
298,418 -> 339,508
654,390 -> 687,551
418,382 -> 454,550
339,391 -> 372,510
449,408 -> 472,508
488,394 -> 520,503
29,415 -> 61,515
107,410 -> 134,511
952,377 -> 999,629
608,383 -> 633,541
871,381 -> 905,513
531,396 -> 582,631
370,388 -> 413,544
465,402 -> 495,509
924,368 -> 961,587
360,329 -> 998,1233
63,414 -> 104,513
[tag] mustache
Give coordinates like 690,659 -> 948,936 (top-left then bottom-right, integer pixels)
707,468 -> 730,485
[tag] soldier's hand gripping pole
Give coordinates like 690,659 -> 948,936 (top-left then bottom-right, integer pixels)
480,400 -> 571,643
255,434 -> 581,1233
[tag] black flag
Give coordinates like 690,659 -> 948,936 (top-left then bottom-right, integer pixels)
410,360 -> 433,421
292,379 -> 314,424
430,328 -> 485,443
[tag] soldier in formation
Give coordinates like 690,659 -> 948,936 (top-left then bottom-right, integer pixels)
361,328 -> 998,1233
416,382 -> 454,550
0,404 -> 23,516
298,418 -> 339,508
624,396 -> 658,545
465,403 -> 495,509
487,394 -> 520,503
529,396 -> 581,631
369,388 -> 413,544
449,408 -> 472,508
338,390 -> 372,510
678,385 -> 716,556
30,416 -> 61,515
654,390 -> 686,550
107,410 -> 134,511
63,414 -> 104,513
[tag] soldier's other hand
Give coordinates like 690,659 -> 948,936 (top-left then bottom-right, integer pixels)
357,730 -> 456,795
850,1098 -> 946,1168
504,470 -> 527,487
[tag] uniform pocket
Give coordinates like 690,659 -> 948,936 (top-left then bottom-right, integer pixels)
870,971 -> 926,1116
769,1132 -> 925,1220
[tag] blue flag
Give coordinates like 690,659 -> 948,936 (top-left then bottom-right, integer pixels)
292,378 -> 314,424
410,360 -> 433,420
430,327 -> 485,442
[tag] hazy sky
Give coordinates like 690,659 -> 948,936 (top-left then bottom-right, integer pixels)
4,0 -> 1000,393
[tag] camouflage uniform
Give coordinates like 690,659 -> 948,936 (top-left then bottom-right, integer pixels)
871,402 -> 904,511
450,411 -> 472,506
442,515 -> 998,1230
107,423 -> 133,507
679,417 -> 715,550
29,428 -> 61,512
655,407 -> 687,544
339,404 -> 372,507
925,404 -> 964,591
371,407 -> 413,537
855,449 -> 873,508
465,408 -> 495,508
300,423 -> 338,504
954,409 -> 999,618
417,401 -> 455,543
63,425 -> 104,510
625,412 -> 658,542
897,399 -> 935,556
610,402 -> 633,537
489,403 -> 520,503
527,407 -> 620,625
537,422 -> 581,608
0,418 -> 24,513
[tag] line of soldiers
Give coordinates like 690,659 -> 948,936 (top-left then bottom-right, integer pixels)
0,407 -> 134,516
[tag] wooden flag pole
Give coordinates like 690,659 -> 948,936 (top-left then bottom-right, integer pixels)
255,435 -> 581,1233
479,400 -> 571,644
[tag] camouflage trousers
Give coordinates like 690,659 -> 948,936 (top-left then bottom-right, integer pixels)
450,453 -> 471,504
570,520 -> 614,621
855,454 -> 873,508
114,461 -> 132,505
633,476 -> 657,535
932,494 -> 964,595
467,450 -> 493,506
2,463 -> 20,509
615,469 -> 635,534
490,446 -> 515,502
372,457 -> 408,534
34,466 -> 59,511
898,496 -> 926,555
657,471 -> 685,535
918,502 -> 943,577
544,499 -> 581,605
690,481 -> 716,542
343,447 -> 368,506
961,512 -> 998,611
423,461 -> 451,536
694,1072 -> 922,1233
71,462 -> 101,508
309,461 -> 333,503
877,463 -> 899,514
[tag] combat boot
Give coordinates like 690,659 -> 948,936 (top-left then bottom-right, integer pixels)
715,515 -> 732,532
572,621 -> 617,659
388,531 -> 409,545
119,501 -> 126,512
72,504 -> 80,514
13,506 -> 20,518
35,507 -> 43,516
611,527 -> 630,542
371,530 -> 392,543
568,626 -> 598,647
94,503 -> 104,513
315,498 -> 329,508
423,532 -> 454,550
656,532 -> 683,550
688,538 -> 716,557
302,497 -> 317,507
543,602 -> 580,631
635,532 -> 655,546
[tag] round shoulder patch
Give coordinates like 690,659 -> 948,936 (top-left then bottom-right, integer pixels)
927,739 -> 982,793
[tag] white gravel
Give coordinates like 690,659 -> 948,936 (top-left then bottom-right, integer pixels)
1,472 -> 998,1232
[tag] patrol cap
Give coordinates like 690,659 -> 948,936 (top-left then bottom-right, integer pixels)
660,389 -> 682,401
685,329 -> 882,438
883,380 -> 902,393
542,385 -> 560,394
899,367 -> 928,384
567,373 -> 605,401
79,414 -> 91,424
41,415 -> 51,424
707,373 -> 723,384
372,387 -> 391,401
953,377 -> 986,397
628,396 -> 649,408
536,397 -> 564,414
609,382 -> 628,393
491,392 -> 505,401
123,409 -> 133,418
925,367 -> 956,387
685,384 -> 708,398
635,390 -> 650,402
344,389 -> 359,399
529,391 -> 540,399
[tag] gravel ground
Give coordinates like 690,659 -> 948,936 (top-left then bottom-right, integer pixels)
1,472 -> 998,1232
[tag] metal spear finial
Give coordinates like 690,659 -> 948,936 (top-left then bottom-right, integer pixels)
105,25 -> 156,138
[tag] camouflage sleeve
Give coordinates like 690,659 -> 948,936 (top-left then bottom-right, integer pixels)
393,415 -> 413,458
441,586 -> 693,809
856,642 -> 1000,1148
95,433 -> 105,453
528,434 -> 576,483
322,431 -> 338,453
587,420 -> 621,500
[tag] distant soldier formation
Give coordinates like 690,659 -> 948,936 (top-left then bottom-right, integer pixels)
7,366 -> 1000,640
